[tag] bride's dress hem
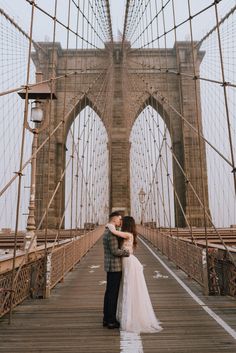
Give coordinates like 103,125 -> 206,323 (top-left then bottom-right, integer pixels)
119,326 -> 163,334
116,252 -> 163,335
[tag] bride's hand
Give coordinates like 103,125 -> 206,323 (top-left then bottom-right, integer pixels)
124,232 -> 131,238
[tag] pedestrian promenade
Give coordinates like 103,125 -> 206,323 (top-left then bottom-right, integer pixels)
0,236 -> 236,353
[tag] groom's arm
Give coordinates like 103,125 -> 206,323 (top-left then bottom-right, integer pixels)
106,223 -> 130,239
108,234 -> 129,257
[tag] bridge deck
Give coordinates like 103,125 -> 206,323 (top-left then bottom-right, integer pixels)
0,236 -> 236,353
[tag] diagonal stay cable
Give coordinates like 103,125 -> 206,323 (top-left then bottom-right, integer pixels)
1,65 -> 112,309
128,0 -> 223,53
0,67 -> 109,198
126,62 -> 234,169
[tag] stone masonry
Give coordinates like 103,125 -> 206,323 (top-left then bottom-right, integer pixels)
32,41 -> 211,228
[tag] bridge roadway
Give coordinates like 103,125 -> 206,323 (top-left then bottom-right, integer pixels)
0,236 -> 236,353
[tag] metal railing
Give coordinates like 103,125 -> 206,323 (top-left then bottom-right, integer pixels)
0,226 -> 103,318
138,225 -> 208,292
138,225 -> 236,297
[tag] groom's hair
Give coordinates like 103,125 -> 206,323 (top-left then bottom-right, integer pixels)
109,211 -> 121,220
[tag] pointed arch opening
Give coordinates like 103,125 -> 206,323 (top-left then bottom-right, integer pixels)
65,105 -> 109,229
130,104 -> 176,228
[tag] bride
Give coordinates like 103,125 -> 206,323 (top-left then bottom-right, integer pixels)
107,216 -> 163,334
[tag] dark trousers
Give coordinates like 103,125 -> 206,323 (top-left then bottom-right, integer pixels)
103,271 -> 122,324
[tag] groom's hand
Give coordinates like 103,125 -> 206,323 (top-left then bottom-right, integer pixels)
123,249 -> 130,257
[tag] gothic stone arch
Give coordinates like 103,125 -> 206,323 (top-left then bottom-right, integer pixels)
32,41 -> 210,228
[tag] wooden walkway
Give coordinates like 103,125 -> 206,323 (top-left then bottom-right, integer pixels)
0,236 -> 236,353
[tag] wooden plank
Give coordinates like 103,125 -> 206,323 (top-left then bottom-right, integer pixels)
0,238 -> 236,352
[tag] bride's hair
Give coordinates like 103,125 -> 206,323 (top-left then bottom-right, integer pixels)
121,216 -> 137,248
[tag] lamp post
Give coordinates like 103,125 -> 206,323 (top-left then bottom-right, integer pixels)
104,203 -> 109,224
138,188 -> 146,225
18,72 -> 56,250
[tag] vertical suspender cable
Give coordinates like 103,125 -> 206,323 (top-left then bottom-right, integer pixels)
9,0 -> 35,324
214,2 -> 236,193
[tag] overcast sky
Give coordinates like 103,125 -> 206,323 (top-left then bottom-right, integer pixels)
0,0 -> 228,46
0,1 -> 235,229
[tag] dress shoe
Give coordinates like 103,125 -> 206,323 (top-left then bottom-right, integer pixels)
107,321 -> 120,329
103,320 -> 108,327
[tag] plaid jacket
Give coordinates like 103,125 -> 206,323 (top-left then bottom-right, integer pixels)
103,227 -> 128,272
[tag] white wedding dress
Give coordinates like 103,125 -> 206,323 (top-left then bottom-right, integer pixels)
117,234 -> 163,333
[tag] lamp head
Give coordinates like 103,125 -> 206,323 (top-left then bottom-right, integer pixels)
31,100 -> 44,123
138,187 -> 146,204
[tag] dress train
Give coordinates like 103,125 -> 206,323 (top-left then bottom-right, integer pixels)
117,254 -> 163,333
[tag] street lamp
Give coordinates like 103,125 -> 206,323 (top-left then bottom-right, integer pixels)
18,72 -> 57,250
104,203 -> 109,224
138,188 -> 146,225
30,100 -> 44,123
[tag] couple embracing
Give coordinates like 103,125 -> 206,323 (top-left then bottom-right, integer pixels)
102,211 -> 163,333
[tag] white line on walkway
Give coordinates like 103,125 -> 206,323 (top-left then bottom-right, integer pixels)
120,331 -> 144,353
138,236 -> 236,340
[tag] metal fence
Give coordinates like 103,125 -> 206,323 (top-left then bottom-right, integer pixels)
0,226 -> 103,318
137,225 -> 207,290
138,225 -> 236,297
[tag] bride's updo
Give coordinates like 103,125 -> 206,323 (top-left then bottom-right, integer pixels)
121,216 -> 137,247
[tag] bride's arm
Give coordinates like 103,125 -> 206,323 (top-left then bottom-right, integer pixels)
106,223 -> 130,239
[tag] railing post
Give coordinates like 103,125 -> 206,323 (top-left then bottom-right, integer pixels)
61,247 -> 66,282
167,235 -> 170,260
156,229 -> 158,248
187,243 -> 191,280
202,249 -> 209,295
45,253 -> 52,298
73,239 -> 76,268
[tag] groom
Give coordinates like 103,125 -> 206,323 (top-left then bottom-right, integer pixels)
103,211 -> 130,329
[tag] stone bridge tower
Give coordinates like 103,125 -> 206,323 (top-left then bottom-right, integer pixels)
32,41 -> 210,228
